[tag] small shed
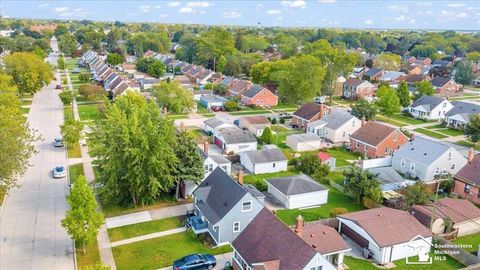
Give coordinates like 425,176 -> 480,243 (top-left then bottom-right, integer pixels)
266,174 -> 328,209
285,133 -> 322,152
317,152 -> 336,171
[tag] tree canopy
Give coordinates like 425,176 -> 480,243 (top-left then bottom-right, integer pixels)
153,81 -> 194,114
343,166 -> 382,203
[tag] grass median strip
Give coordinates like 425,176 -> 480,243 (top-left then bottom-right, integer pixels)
68,163 -> 85,183
108,216 -> 184,242
67,141 -> 81,158
414,128 -> 448,139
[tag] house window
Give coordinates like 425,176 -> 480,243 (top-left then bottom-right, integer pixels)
393,132 -> 398,142
356,142 -> 360,149
233,222 -> 240,233
401,159 -> 405,167
242,201 -> 252,212
410,162 -> 415,172
465,184 -> 472,194
310,267 -> 323,270
343,131 -> 346,137
451,164 -> 456,170
204,164 -> 213,173
273,163 -> 276,168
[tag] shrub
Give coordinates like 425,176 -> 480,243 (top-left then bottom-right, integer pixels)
279,117 -> 285,124
271,118 -> 277,124
224,100 -> 239,111
78,72 -> 90,83
329,207 -> 348,217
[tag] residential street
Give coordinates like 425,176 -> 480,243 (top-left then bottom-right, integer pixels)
0,38 -> 75,269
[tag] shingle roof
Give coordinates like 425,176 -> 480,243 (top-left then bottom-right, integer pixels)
293,103 -> 323,120
266,174 -> 327,196
210,155 -> 231,165
229,80 -> 251,94
204,118 -> 230,129
446,101 -> 480,117
364,68 -> 384,77
243,148 -> 287,164
410,95 -> 445,113
242,115 -> 270,125
232,208 -> 318,270
242,84 -> 267,98
455,154 -> 480,185
308,109 -> 356,130
344,78 -> 366,87
412,198 -> 480,225
405,74 -> 425,83
431,77 -> 452,87
394,136 -> 452,166
351,121 -> 397,146
302,221 -> 350,255
219,127 -> 257,144
339,207 -> 432,247
367,166 -> 407,185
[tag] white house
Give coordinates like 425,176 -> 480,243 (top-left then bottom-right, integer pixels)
285,133 -> 322,152
409,95 -> 453,120
307,109 -> 360,143
214,127 -> 257,154
203,118 -> 234,135
337,208 -> 433,265
445,101 -> 480,128
238,116 -> 271,137
266,174 -> 329,209
239,148 -> 287,174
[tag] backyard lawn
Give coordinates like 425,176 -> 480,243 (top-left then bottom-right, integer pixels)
101,193 -> 184,217
78,103 -> 101,121
414,128 -> 448,139
68,163 -> 85,183
112,231 -> 232,270
244,170 -> 299,191
187,127 -> 207,143
108,216 -> 184,242
344,254 -> 463,270
67,142 -> 81,158
453,233 -> 480,252
276,184 -> 365,225
76,238 -> 101,270
325,147 -> 360,167
328,171 -> 345,185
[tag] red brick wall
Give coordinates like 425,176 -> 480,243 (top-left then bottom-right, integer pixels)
350,130 -> 408,159
232,259 -> 242,270
241,89 -> 278,106
356,86 -> 375,98
454,180 -> 480,205
440,81 -> 460,93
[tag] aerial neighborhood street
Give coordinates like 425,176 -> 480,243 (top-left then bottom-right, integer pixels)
1,1 -> 480,270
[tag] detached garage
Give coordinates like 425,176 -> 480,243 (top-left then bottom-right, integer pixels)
265,174 -> 328,209
285,133 -> 322,152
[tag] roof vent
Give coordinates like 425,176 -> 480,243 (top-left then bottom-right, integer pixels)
424,153 -> 427,155
312,244 -> 317,249
323,231 -> 327,235
377,214 -> 382,217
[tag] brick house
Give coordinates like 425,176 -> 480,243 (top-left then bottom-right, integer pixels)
407,65 -> 422,75
228,80 -> 253,97
349,121 -> 409,159
363,68 -> 385,82
240,85 -> 278,107
431,77 -> 461,96
414,57 -> 432,66
342,78 -> 376,99
453,150 -> 480,205
292,103 -> 331,130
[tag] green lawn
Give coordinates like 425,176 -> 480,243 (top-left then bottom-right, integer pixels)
187,127 -> 207,143
456,140 -> 480,151
328,171 -> 345,185
453,233 -> 480,252
389,114 -> 430,125
375,115 -> 407,127
271,125 -> 290,132
272,129 -> 303,150
112,231 -> 232,270
229,110 -> 270,116
414,128 -> 449,139
344,254 -> 463,270
325,147 -> 361,167
67,142 -> 82,158
244,170 -> 299,191
78,103 -> 101,121
21,99 -> 33,106
433,128 -> 465,137
108,216 -> 184,242
76,238 -> 101,270
101,194 -> 183,218
276,184 -> 365,225
21,107 -> 30,114
68,163 -> 85,183
64,106 -> 73,119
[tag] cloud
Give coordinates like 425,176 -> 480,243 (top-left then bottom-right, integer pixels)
52,7 -> 69,13
267,9 -> 282,15
317,0 -> 336,3
179,7 -> 193,13
159,14 -> 169,18
441,10 -> 469,18
281,1 -> 306,8
167,2 -> 180,7
154,6 -> 162,9
456,12 -> 468,18
388,5 -> 409,12
222,11 -> 242,19
395,15 -> 406,21
187,1 -> 209,8
364,19 -> 373,25
52,6 -> 88,17
138,5 -> 151,13
39,3 -> 49,8
426,10 -> 433,15
410,19 -> 416,23
446,3 -> 465,8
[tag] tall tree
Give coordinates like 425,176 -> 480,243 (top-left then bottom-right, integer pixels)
454,62 -> 475,86
61,118 -> 84,145
396,81 -> 411,107
343,166 -> 382,203
351,99 -> 377,121
402,182 -> 431,208
58,33 -> 77,57
147,60 -> 165,78
414,81 -> 435,100
61,176 -> 104,254
58,90 -> 73,106
260,127 -> 273,144
153,81 -> 194,114
106,53 -> 124,66
465,114 -> 480,147
375,53 -> 401,70
57,55 -> 66,70
376,87 -> 401,119
173,131 -> 203,186
89,93 -> 178,206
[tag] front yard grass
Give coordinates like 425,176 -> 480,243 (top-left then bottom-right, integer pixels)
108,216 -> 184,242
78,103 -> 101,121
244,170 -> 299,191
414,128 -> 449,139
67,142 -> 81,158
433,128 -> 465,137
112,230 -> 232,270
64,105 -> 73,119
344,254 -> 463,270
68,163 -> 85,183
457,140 -> 480,151
229,110 -> 270,116
453,233 -> 480,252
389,113 -> 429,125
375,115 -> 407,127
101,193 -> 184,218
325,147 -> 361,167
276,184 -> 365,225
76,238 -> 101,270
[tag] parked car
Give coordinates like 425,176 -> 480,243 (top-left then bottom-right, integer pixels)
53,166 -> 66,178
172,254 -> 216,270
279,112 -> 292,119
55,84 -> 62,89
210,105 -> 224,112
53,138 -> 64,147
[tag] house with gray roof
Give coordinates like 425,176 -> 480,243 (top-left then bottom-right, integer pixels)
203,118 -> 234,135
409,95 -> 453,120
363,68 -> 385,82
240,148 -> 287,174
445,101 -> 480,128
266,174 -> 328,209
367,166 -> 415,191
214,126 -> 257,154
188,168 -> 264,245
379,71 -> 407,86
307,109 -> 361,143
392,136 -> 467,182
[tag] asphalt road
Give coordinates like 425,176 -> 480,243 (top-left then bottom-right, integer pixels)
0,37 -> 75,269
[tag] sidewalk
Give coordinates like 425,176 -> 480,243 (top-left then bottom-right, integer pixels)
110,227 -> 186,247
158,252 -> 233,270
106,203 -> 193,229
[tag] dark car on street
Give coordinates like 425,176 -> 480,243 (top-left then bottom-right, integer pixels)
173,254 -> 216,270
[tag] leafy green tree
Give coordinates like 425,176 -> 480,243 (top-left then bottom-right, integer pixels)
79,72 -> 91,83
147,60 -> 165,78
59,90 -> 73,106
454,62 -> 474,85
351,99 -> 377,121
238,34 -> 269,53
57,56 -> 66,70
216,55 -> 227,73
58,33 -> 77,57
375,53 -> 401,70
61,176 -> 104,254
0,73 -> 38,191
61,118 -> 84,145
260,127 -> 273,144
313,163 -> 330,184
465,114 -> 480,147
154,81 -> 194,114
54,24 -> 69,37
343,166 -> 382,203
466,52 -> 480,63
414,81 -> 435,99
33,46 -> 47,59
402,182 -> 431,208
396,81 -> 411,107
173,131 -> 203,185
106,53 -> 123,66
296,152 -> 321,176
224,55 -> 242,77
376,87 -> 401,119
89,93 -> 178,206
79,84 -> 106,101
273,33 -> 299,58
223,100 -> 238,111
410,44 -> 437,59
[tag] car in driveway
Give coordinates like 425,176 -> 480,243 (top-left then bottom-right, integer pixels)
173,254 -> 216,270
278,112 -> 292,119
210,105 -> 224,112
55,84 -> 62,89
53,166 -> 66,178
53,138 -> 64,147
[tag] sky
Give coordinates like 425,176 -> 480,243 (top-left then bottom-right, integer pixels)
2,1 -> 480,30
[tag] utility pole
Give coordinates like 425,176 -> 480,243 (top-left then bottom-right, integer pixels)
429,178 -> 442,230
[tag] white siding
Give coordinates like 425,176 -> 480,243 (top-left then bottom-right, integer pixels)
267,183 -> 289,207
288,190 -> 329,209
240,154 -> 288,174
224,142 -> 257,154
303,253 -> 336,270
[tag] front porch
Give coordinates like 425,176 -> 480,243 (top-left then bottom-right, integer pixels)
186,210 -> 209,234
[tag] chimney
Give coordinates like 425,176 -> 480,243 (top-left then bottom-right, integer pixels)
410,133 -> 415,141
203,141 -> 209,155
238,170 -> 244,185
468,148 -> 475,163
294,215 -> 304,237
361,117 -> 366,126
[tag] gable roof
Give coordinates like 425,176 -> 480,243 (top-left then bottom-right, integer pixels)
204,118 -> 231,129
446,101 -> 480,117
431,77 -> 452,87
410,95 -> 446,113
308,109 -> 356,130
364,68 -> 384,77
380,71 -> 405,81
242,84 -> 276,99
344,78 -> 369,87
243,148 -> 287,164
266,174 -> 327,196
455,154 -> 480,185
230,80 -> 252,94
219,127 -> 257,144
302,221 -> 350,255
351,121 -> 398,146
394,136 -> 454,166
232,208 -> 318,270
317,152 -> 331,162
412,198 -> 480,225
242,115 -> 270,125
339,207 -> 432,247
293,103 -> 323,120
405,74 -> 425,83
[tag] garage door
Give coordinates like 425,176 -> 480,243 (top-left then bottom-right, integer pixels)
340,224 -> 369,248
214,136 -> 223,149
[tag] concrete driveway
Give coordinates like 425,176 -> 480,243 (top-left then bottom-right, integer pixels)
0,38 -> 75,270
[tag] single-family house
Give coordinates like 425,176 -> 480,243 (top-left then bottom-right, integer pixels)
266,174 -> 329,209
317,152 -> 336,171
405,74 -> 426,86
352,66 -> 368,78
231,209 -> 336,270
350,121 -> 409,159
292,103 -> 331,130
363,68 -> 385,82
240,84 -> 278,107
335,76 -> 347,96
286,133 -> 322,152
337,207 -> 432,265
453,150 -> 480,204
203,118 -> 234,135
433,60 -> 452,67
240,148 -> 288,174
214,127 -> 257,154
431,77 -> 461,95
379,71 -> 407,86
342,78 -> 376,99
409,95 -> 453,120
411,198 -> 480,237
414,57 -> 432,66
392,136 -> 467,182
407,65 -> 422,76
228,80 -> 252,97
366,166 -> 415,191
238,115 -> 271,137
199,94 -> 228,109
306,109 -> 360,143
188,168 -> 264,245
445,101 -> 480,128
